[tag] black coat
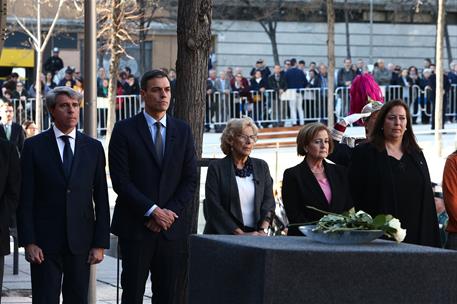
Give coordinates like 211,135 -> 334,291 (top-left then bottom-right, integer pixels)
282,159 -> 353,236
0,139 -> 20,256
348,143 -> 440,247
0,122 -> 25,153
17,129 -> 110,254
109,113 -> 198,241
203,156 -> 275,234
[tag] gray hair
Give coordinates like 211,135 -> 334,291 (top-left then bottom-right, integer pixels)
46,86 -> 83,111
220,117 -> 258,155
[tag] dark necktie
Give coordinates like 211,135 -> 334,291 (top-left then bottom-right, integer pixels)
61,135 -> 73,178
154,122 -> 163,163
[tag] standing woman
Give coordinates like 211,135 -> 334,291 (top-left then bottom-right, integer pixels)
443,150 -> 457,249
282,123 -> 353,236
348,99 -> 440,247
204,117 -> 275,235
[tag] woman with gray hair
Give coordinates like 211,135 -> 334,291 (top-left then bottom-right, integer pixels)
204,117 -> 275,235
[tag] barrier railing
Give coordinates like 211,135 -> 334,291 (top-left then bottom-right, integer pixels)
7,84 -> 457,132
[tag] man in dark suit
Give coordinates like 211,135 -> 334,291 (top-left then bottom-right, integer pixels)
109,69 -> 198,303
17,87 -> 110,304
0,101 -> 25,153
0,138 -> 20,302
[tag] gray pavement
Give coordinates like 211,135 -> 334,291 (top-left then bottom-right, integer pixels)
2,123 -> 457,303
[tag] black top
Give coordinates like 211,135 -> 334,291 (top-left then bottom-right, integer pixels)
389,154 -> 423,244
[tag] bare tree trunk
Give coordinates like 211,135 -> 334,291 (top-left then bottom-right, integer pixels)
260,21 -> 279,65
344,0 -> 351,58
444,21 -> 453,65
434,0 -> 445,157
35,0 -> 42,130
174,0 -> 212,302
327,0 -> 335,127
0,0 -> 6,58
105,0 -> 123,144
139,0 -> 146,75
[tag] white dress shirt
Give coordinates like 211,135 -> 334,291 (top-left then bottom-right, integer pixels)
143,111 -> 167,217
53,125 -> 76,162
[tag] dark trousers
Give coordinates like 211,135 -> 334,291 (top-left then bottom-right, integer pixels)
0,255 -> 4,304
30,252 -> 90,304
119,234 -> 185,304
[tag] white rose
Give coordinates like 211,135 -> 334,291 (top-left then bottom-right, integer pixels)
388,218 -> 407,243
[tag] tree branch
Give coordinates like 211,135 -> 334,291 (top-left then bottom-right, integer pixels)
40,0 -> 66,52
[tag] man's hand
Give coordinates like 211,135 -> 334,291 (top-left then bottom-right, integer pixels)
87,248 -> 104,265
152,207 -> 178,231
25,244 -> 44,264
145,218 -> 162,233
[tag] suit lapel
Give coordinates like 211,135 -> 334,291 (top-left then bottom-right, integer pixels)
300,159 -> 329,210
161,116 -> 176,170
135,113 -> 162,167
44,129 -> 66,180
224,157 -> 243,224
68,131 -> 88,183
0,124 -> 7,140
252,159 -> 262,224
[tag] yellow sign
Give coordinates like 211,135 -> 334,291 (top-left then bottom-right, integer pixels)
0,48 -> 35,67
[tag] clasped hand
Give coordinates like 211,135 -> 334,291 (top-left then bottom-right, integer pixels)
145,207 -> 178,232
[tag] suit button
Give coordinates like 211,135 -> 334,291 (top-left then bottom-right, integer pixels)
67,189 -> 71,194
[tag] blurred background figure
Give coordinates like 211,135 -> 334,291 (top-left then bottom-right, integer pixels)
22,120 -> 39,138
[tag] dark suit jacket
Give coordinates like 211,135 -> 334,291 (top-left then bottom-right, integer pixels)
0,139 -> 20,256
348,143 -> 440,247
109,113 -> 197,241
17,129 -> 110,254
282,159 -> 353,236
0,122 -> 25,153
203,156 -> 275,234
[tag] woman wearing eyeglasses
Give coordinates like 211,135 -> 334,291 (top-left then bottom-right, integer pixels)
203,117 -> 275,235
282,123 -> 353,236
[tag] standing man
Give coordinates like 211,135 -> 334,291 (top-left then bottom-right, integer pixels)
0,136 -> 20,303
0,101 -> 25,153
44,47 -> 64,76
109,69 -> 198,303
17,87 -> 110,304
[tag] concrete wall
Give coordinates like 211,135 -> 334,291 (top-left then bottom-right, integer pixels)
213,20 -> 457,75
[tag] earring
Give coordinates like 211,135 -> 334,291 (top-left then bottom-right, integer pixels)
405,128 -> 407,131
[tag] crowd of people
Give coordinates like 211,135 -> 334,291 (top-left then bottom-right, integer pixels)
1,66 -> 457,303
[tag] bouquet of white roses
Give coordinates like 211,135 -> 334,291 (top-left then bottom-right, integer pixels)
308,206 -> 407,243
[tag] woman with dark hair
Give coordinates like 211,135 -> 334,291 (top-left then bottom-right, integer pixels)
282,123 -> 353,236
348,99 -> 440,247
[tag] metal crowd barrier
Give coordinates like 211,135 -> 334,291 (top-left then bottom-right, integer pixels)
7,84 -> 457,132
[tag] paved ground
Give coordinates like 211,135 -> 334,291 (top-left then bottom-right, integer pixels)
2,123 -> 457,303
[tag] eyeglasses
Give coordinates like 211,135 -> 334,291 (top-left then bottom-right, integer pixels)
237,134 -> 257,143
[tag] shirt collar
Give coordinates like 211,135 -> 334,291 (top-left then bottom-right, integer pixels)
143,111 -> 167,128
53,124 -> 76,140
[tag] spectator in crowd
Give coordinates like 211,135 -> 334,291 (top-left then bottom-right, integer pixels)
108,70 -> 197,303
316,63 -> 328,89
215,71 -> 231,95
58,66 -> 76,88
283,59 -> 291,72
17,87 -> 110,303
298,60 -> 306,72
208,46 -> 217,71
0,138 -> 20,304
268,64 -> 287,94
45,71 -> 57,91
306,61 -> 318,82
250,70 -> 267,93
215,71 -> 232,125
22,120 -> 39,138
230,71 -> 251,118
429,64 -> 436,74
123,75 -> 140,95
356,58 -> 365,75
250,59 -> 271,83
282,123 -> 353,236
448,61 -> 457,121
225,67 -> 234,81
373,59 -> 392,86
429,70 -> 450,129
250,69 -> 268,123
206,69 -> 217,131
284,58 -> 308,126
348,100 -> 440,247
12,81 -> 29,121
337,58 -> 356,87
443,149 -> 457,249
43,47 -> 64,76
204,117 -> 274,235
423,58 -> 432,71
449,61 -> 457,84
97,67 -> 108,97
73,77 -> 84,94
0,102 -> 25,153
390,65 -> 402,85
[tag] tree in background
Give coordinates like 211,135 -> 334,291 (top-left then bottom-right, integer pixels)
8,0 -> 67,130
174,0 -> 212,301
326,0 -> 335,127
